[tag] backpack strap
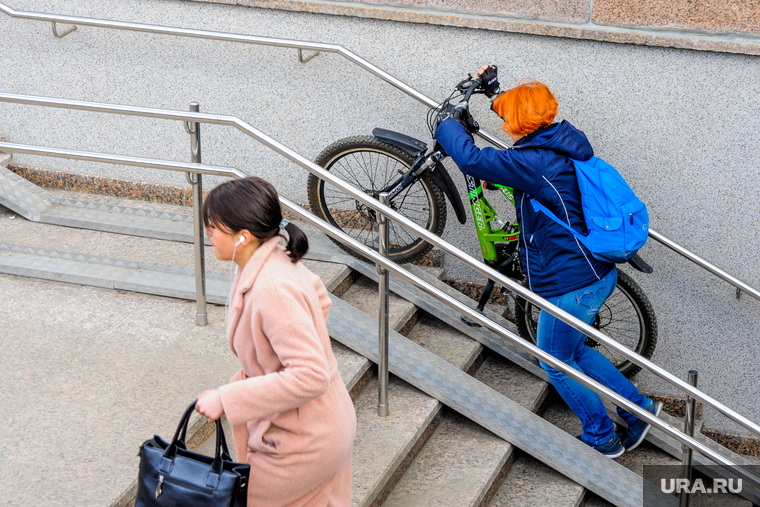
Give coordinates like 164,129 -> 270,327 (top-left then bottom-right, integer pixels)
529,197 -> 591,249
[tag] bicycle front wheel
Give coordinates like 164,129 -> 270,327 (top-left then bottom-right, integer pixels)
307,136 -> 447,264
512,269 -> 657,378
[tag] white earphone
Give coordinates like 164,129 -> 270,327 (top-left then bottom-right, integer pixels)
226,236 -> 245,323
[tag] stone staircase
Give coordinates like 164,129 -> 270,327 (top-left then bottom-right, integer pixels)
1,160 -> 757,507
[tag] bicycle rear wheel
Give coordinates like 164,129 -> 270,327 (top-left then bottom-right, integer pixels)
512,269 -> 657,378
307,136 -> 447,264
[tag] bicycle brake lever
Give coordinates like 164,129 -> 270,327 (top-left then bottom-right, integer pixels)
455,74 -> 479,92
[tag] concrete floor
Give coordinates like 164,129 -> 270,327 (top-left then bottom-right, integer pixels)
0,270 -> 241,506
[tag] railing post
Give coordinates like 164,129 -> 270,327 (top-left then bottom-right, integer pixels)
186,101 -> 207,326
679,370 -> 699,507
377,192 -> 390,417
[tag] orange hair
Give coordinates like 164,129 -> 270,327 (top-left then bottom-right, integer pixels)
491,81 -> 558,137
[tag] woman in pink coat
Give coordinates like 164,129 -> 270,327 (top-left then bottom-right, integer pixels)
195,176 -> 356,507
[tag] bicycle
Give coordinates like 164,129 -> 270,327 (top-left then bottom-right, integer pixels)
306,74 -> 657,378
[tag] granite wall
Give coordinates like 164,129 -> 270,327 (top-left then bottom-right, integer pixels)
0,0 -> 759,435
187,0 -> 760,55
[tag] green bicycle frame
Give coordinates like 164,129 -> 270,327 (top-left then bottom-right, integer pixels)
464,174 -> 521,262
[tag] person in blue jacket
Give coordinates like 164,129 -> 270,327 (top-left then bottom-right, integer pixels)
434,67 -> 660,457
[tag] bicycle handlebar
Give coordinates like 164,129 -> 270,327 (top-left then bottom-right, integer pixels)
456,74 -> 484,103
428,73 -> 486,137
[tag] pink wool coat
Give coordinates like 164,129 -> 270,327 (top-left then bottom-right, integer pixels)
218,236 -> 356,507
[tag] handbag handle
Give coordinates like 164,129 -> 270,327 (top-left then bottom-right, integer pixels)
158,401 -> 199,474
159,400 -> 230,488
176,403 -> 233,462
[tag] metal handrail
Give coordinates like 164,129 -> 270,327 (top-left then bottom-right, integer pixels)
1,94 -> 760,485
0,2 -> 504,184
0,3 -> 431,113
648,229 -> 760,301
1,2 -> 757,303
0,141 -> 245,178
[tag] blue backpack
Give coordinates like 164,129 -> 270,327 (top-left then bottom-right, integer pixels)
530,156 -> 649,264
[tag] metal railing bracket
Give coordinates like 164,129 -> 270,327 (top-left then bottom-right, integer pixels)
297,49 -> 319,64
183,121 -> 197,136
51,22 -> 76,39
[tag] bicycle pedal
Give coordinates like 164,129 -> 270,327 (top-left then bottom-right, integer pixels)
460,315 -> 482,328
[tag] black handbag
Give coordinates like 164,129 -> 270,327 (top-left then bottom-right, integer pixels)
135,401 -> 250,507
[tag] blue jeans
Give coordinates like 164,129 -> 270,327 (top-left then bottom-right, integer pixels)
537,268 -> 653,445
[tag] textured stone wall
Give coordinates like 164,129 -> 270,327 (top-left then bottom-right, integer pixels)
189,0 -> 760,55
594,0 -> 760,36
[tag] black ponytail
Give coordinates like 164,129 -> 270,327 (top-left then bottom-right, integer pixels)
281,222 -> 309,263
203,176 -> 309,263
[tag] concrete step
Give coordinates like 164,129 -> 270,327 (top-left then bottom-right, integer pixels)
0,192 -> 226,270
349,309 -> 490,507
474,354 -> 549,415
379,354 -> 582,507
381,319 -> 498,506
340,275 -> 419,335
382,353 -> 549,507
489,455 -> 585,507
339,278 -> 432,507
382,410 -> 512,507
0,238 -> 353,304
335,340 -> 374,399
582,494 -> 615,507
352,376 -> 442,507
405,313 -> 483,373
0,200 -> 232,301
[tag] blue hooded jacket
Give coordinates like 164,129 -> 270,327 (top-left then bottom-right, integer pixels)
435,118 -> 613,297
